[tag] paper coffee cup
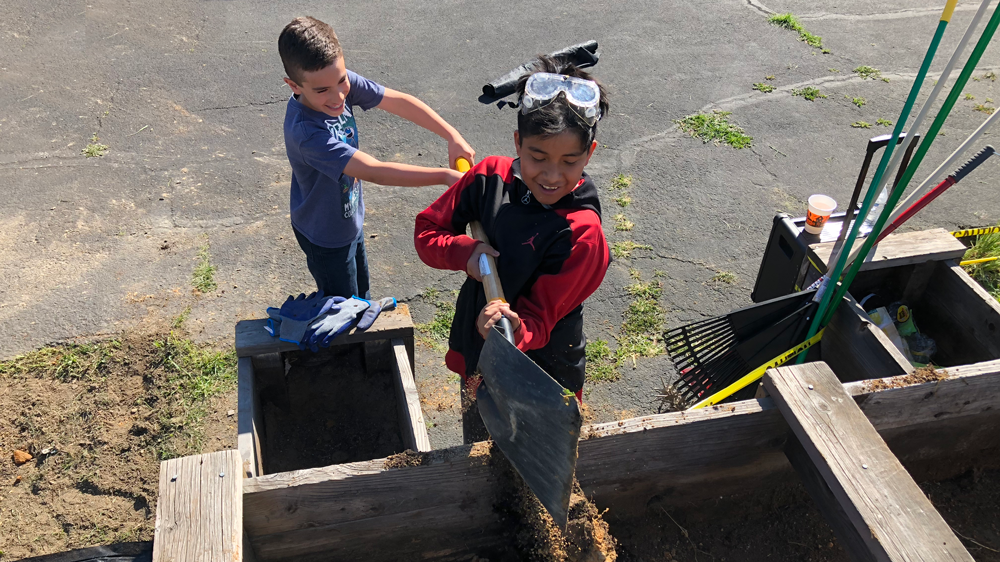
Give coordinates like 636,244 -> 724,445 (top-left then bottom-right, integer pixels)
804,194 -> 837,234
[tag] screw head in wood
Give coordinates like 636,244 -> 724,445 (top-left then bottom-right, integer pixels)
862,464 -> 868,469
171,474 -> 178,482
219,472 -> 225,478
808,384 -> 814,390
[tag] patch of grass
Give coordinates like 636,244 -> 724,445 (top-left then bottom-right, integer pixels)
611,240 -> 653,259
753,82 -> 775,93
153,334 -> 238,404
768,13 -> 823,48
191,239 -> 217,293
172,306 -> 192,329
962,227 -> 1000,301
988,98 -> 994,104
585,339 -> 618,382
828,68 -> 840,73
614,214 -> 634,232
416,297 -> 455,351
616,279 -> 666,365
792,87 -> 827,101
851,96 -> 866,108
615,194 -> 631,207
675,110 -> 753,149
853,65 -> 882,80
974,103 -> 996,115
821,48 -> 831,54
851,121 -> 872,129
876,118 -> 893,127
985,71 -> 997,82
81,133 -> 109,158
0,342 -> 120,382
765,75 -> 775,80
610,173 -> 632,191
965,93 -> 976,100
711,271 -> 737,284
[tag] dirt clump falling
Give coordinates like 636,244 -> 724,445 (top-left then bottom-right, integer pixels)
490,442 -> 617,562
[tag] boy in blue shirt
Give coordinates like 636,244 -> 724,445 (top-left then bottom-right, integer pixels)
278,16 -> 474,298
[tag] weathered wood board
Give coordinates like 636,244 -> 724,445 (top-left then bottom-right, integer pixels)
154,450 -> 245,562
810,228 -> 966,272
391,338 -> 431,452
765,363 -> 972,562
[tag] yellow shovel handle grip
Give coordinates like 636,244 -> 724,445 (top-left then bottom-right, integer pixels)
455,156 -> 472,173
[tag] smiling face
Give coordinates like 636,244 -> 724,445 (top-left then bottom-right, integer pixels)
283,56 -> 350,117
514,130 -> 597,205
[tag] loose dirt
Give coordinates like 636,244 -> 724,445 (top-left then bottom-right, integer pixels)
0,328 -> 236,560
864,365 -> 950,392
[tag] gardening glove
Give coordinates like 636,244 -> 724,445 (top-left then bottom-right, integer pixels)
356,297 -> 397,331
303,297 -> 370,351
264,292 -> 346,345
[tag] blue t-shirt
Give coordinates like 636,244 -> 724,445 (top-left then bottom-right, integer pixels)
283,70 -> 385,248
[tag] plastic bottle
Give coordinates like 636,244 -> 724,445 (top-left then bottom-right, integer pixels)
860,187 -> 888,236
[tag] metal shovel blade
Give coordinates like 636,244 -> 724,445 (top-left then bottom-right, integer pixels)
476,326 -> 582,529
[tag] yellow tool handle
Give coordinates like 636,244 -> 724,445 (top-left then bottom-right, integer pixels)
960,256 -> 998,266
455,156 -> 472,173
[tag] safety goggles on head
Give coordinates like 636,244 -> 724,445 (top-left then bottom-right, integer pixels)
520,72 -> 602,127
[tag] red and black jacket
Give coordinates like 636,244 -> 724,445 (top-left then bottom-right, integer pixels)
414,156 -> 610,393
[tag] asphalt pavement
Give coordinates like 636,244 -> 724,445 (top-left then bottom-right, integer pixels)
2,0 -> 999,445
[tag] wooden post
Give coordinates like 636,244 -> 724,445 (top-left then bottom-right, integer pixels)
154,450 -> 247,562
391,338 -> 432,452
764,363 -> 973,562
237,357 -> 263,478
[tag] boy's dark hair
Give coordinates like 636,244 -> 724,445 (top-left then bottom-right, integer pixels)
278,17 -> 342,85
515,55 -> 610,150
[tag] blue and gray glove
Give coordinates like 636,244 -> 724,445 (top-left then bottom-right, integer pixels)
264,292 -> 345,345
303,297 -> 371,351
357,297 -> 397,331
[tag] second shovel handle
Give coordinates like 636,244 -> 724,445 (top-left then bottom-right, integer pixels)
469,221 -> 507,303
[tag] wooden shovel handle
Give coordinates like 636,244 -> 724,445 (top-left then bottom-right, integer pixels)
469,221 -> 506,303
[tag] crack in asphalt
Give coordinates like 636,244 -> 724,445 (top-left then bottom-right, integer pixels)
744,0 -> 982,21
195,99 -> 284,112
750,147 -> 780,181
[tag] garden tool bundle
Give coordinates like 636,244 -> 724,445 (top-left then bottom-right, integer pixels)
667,0 -> 1000,408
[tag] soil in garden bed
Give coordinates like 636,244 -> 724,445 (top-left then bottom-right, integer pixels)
258,343 -> 405,474
609,465 -> 1000,561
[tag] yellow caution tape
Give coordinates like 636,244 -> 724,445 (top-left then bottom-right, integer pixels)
952,225 -> 1000,238
690,329 -> 826,409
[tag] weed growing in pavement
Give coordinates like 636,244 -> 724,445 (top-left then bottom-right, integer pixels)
585,339 -> 618,382
612,240 -> 653,259
711,271 -> 737,284
765,75 -> 775,80
966,93 -> 976,100
615,194 -> 631,207
985,71 -> 998,82
851,96 -> 866,107
753,82 -> 775,93
675,110 -> 752,149
962,226 -> 1000,301
828,68 -> 840,72
853,65 -> 882,80
610,173 -> 633,191
822,48 -> 831,54
82,133 -> 109,158
792,87 -> 826,101
852,121 -> 872,129
415,291 -> 455,352
191,239 -> 217,293
767,13 -> 823,49
988,98 -> 995,104
876,118 -> 893,127
615,214 -> 635,232
974,103 -> 996,115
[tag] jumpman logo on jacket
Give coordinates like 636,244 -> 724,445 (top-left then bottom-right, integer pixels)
523,233 -> 540,251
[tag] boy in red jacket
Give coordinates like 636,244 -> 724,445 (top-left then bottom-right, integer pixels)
414,57 -> 611,442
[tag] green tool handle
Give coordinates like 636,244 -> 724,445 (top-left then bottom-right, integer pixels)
795,7 -> 957,364
818,4 -> 1000,329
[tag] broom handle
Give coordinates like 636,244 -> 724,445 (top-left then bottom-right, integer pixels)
820,3 -> 1000,329
457,156 -> 515,343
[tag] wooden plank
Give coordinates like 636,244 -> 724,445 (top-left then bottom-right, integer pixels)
810,228 -> 967,272
241,363 -> 1000,561
154,450 -> 244,562
236,304 -> 414,357
822,292 -> 911,383
390,338 -> 432,452
920,261 -> 1000,365
237,357 -> 262,478
764,363 -> 973,562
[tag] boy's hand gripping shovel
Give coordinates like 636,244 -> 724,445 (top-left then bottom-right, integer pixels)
457,162 -> 582,530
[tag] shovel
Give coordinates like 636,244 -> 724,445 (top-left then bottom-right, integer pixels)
469,220 -> 582,530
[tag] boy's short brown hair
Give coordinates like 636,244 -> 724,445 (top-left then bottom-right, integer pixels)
278,16 -> 342,85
